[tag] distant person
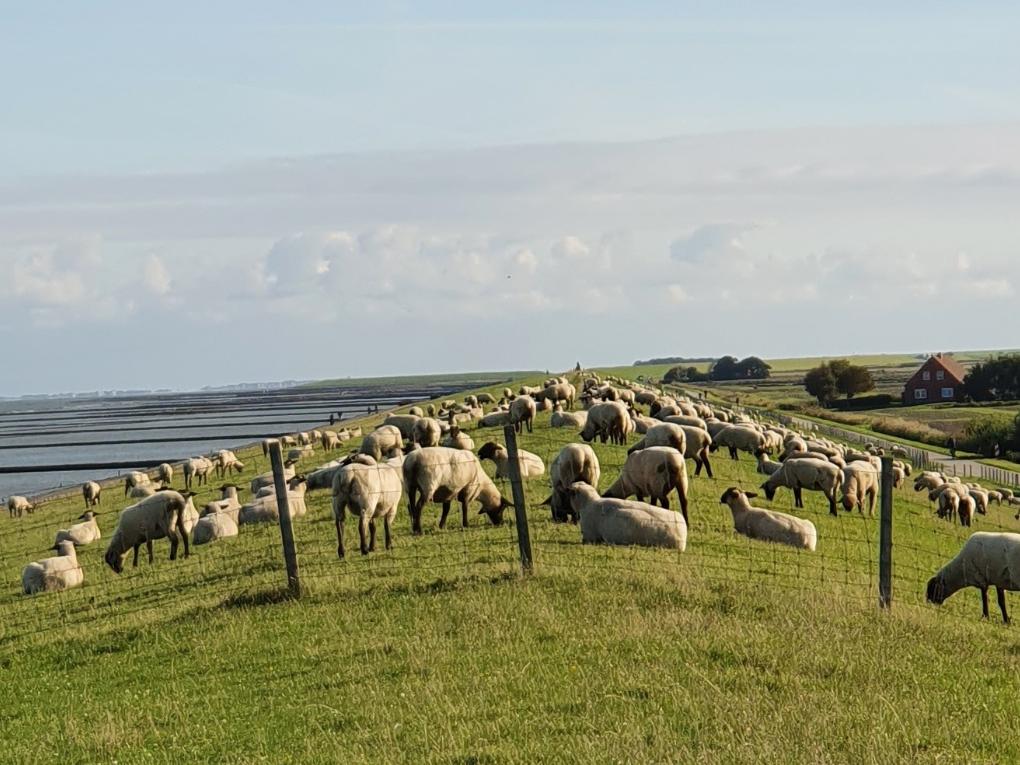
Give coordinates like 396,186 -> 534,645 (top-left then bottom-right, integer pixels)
329,413 -> 335,425
948,436 -> 957,459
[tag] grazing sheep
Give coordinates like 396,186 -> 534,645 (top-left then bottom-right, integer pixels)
675,425 -> 714,478
7,495 -> 34,518
926,532 -> 1020,622
968,487 -> 989,516
755,449 -> 783,476
239,477 -> 309,524
602,446 -> 689,523
123,471 -> 152,496
331,457 -> 403,558
580,401 -> 631,445
840,461 -> 880,515
402,447 -> 511,533
321,431 -> 341,451
719,487 -> 817,551
542,382 -> 576,409
567,483 -> 686,551
710,424 -> 767,461
212,450 -> 244,477
412,417 -> 443,448
158,462 -> 174,487
441,426 -> 475,451
631,413 -> 660,434
183,457 -> 213,490
54,511 -> 101,547
627,423 -> 687,457
408,406 -> 425,417
541,443 -> 601,523
360,425 -> 404,461
761,458 -> 843,516
477,393 -> 496,405
958,494 -> 977,527
384,414 -> 421,440
82,481 -> 102,509
22,541 -> 84,595
510,395 -> 537,434
663,414 -> 709,432
988,490 -> 1003,506
477,441 -> 546,480
104,491 -> 191,573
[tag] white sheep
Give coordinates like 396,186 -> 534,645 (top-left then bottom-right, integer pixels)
158,462 -> 174,487
926,532 -> 1020,622
719,487 -> 817,551
123,471 -> 152,496
841,461 -> 879,515
580,401 -> 631,445
567,483 -> 686,550
212,450 -> 244,477
331,457 -> 403,558
384,414 -> 421,440
192,512 -> 239,546
476,441 -> 546,480
321,430 -> 342,451
602,446 -> 690,523
82,481 -> 102,509
200,484 -> 244,522
104,491 -> 191,573
440,426 -> 475,451
550,402 -> 587,429
755,450 -> 782,476
412,417 -> 443,448
22,541 -> 84,595
510,395 -> 537,434
479,409 -> 512,428
402,447 -> 511,533
626,423 -> 687,457
710,424 -> 767,461
359,425 -> 404,461
239,477 -> 309,524
542,443 -> 601,523
54,511 -> 102,547
761,458 -> 842,516
7,495 -> 34,518
183,457 -> 213,490
250,462 -> 296,495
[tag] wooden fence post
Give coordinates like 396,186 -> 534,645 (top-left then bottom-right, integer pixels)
879,456 -> 894,609
503,424 -> 534,574
269,440 -> 301,597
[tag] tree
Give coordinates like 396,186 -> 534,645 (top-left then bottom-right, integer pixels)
709,355 -> 740,381
835,364 -> 875,399
964,354 -> 1020,401
804,365 -> 838,405
664,365 -> 708,383
735,356 -> 771,380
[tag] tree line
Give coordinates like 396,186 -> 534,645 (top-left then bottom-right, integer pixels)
664,355 -> 771,383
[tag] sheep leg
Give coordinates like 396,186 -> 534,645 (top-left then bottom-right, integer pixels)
335,516 -> 346,559
359,514 -> 370,555
701,451 -> 714,479
460,498 -> 470,528
384,517 -> 393,550
678,488 -> 689,525
997,587 -> 1010,624
146,538 -> 155,564
177,512 -> 190,559
132,543 -> 141,567
368,519 -> 377,553
728,446 -> 738,461
981,587 -> 990,619
438,501 -> 451,529
793,487 -> 803,509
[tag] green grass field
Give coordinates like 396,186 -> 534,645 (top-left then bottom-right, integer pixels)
4,373 -> 1020,763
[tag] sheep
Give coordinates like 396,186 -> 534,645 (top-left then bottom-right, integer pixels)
402,447 -> 511,533
602,446 -> 690,523
359,425 -> 404,461
663,414 -> 709,432
384,414 -> 421,440
567,483 -> 686,551
542,382 -> 576,409
192,506 -> 239,545
212,450 -> 244,477
22,541 -> 84,595
580,401 -> 631,445
321,430 -> 342,451
104,491 -> 191,573
841,461 -> 879,515
81,481 -> 102,509
7,495 -> 34,518
675,425 -> 714,478
761,458 -> 843,516
627,423 -> 687,457
711,424 -> 767,460
250,462 -> 296,495
123,471 -> 152,496
412,417 -> 443,448
477,441 -> 546,480
914,472 -> 946,493
479,409 -> 512,428
958,495 -> 977,527
891,446 -> 909,459
550,402 -> 587,429
441,426 -> 475,451
477,393 -> 496,405
518,385 -> 542,397
239,477 -> 309,524
755,449 -> 783,476
540,443 -> 601,523
183,457 -> 213,490
926,532 -> 1020,622
54,511 -> 102,547
158,462 -> 174,487
510,395 -> 537,434
988,490 -> 1003,506
128,484 -> 156,499
932,483 -> 971,522
331,457 -> 403,558
719,488 -> 817,551
631,413 -> 659,434
287,446 -> 314,462
200,484 -> 244,522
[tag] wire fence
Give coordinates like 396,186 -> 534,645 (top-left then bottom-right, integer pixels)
3,387 -> 1019,652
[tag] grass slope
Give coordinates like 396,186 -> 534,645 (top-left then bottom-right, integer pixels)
3,372 -> 1020,763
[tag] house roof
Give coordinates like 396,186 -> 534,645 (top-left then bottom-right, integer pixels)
906,353 -> 966,386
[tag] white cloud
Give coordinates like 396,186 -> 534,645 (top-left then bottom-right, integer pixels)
551,236 -> 590,260
670,223 -> 759,264
142,254 -> 171,295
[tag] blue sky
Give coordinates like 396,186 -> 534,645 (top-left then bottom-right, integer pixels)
1,3 -> 1019,394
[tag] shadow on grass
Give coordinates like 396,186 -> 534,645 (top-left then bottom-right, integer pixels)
218,588 -> 298,610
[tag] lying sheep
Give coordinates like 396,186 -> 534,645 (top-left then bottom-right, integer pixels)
402,447 -> 511,533
412,417 -> 443,448
360,425 -> 404,461
761,458 -> 842,516
201,484 -> 244,523
479,409 -> 512,428
287,446 -> 314,462
7,495 -> 34,518
54,511 -> 102,547
124,471 -> 152,496
22,541 -> 84,595
441,426 -> 475,451
192,512 -> 239,546
250,462 -> 296,495
550,402 -> 588,429
239,477 -> 309,524
128,484 -> 156,499
567,483 -> 686,551
158,462 -> 174,487
841,461 -> 880,515
477,442 -> 546,480
602,446 -> 690,523
331,456 -> 403,558
927,532 -> 1020,622
104,491 -> 192,573
542,443 -> 601,523
719,488 -> 817,551
81,481 -> 102,509
510,395 -> 537,434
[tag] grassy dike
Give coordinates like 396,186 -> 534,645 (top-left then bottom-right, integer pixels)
2,371 -> 1020,763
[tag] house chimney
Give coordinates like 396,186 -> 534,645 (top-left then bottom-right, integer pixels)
936,352 -> 942,358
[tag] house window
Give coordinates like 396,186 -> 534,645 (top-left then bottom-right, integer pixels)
922,371 -> 931,381
942,387 -> 954,399
914,389 -> 928,400
936,370 -> 944,380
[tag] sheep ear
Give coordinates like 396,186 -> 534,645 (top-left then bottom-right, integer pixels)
745,491 -> 758,499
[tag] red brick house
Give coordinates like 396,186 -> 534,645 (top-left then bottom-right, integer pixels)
902,353 -> 966,405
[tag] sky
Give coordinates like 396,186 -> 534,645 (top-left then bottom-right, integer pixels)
2,2 -> 1019,395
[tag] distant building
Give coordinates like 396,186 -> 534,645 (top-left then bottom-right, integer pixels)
902,353 -> 966,405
